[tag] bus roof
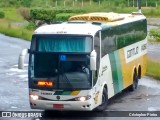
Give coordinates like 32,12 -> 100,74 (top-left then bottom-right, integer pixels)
34,12 -> 146,36
34,23 -> 101,36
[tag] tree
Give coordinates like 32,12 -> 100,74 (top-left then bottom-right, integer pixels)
21,0 -> 32,7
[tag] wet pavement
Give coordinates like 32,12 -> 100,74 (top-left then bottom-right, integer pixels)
0,31 -> 160,120
147,18 -> 160,27
147,43 -> 160,61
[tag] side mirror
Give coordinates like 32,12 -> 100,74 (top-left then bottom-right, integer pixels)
90,50 -> 97,71
18,49 -> 28,69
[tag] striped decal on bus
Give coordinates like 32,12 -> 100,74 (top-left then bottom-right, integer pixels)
54,91 -> 80,96
109,51 -> 123,94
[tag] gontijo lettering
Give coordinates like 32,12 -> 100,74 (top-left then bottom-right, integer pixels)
127,46 -> 139,58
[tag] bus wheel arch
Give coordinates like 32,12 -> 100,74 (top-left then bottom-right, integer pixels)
95,84 -> 108,111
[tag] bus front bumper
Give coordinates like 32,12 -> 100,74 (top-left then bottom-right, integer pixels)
30,99 -> 93,111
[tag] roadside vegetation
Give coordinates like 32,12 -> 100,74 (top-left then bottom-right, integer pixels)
148,28 -> 160,42
146,59 -> 160,80
0,0 -> 160,40
147,27 -> 160,80
0,8 -> 32,40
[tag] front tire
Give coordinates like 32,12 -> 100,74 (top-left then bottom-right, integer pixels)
95,88 -> 108,111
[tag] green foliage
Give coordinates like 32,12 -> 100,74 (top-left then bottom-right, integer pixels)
0,11 -> 5,18
21,0 -> 32,7
1,1 -> 160,41
25,22 -> 36,30
0,0 -> 160,8
17,7 -> 32,22
30,8 -> 86,23
146,59 -> 160,80
2,8 -> 23,22
54,8 -> 86,14
0,0 -> 31,7
0,26 -> 32,40
92,0 -> 99,2
30,9 -> 56,22
149,28 -> 160,42
55,13 -> 76,21
143,8 -> 160,17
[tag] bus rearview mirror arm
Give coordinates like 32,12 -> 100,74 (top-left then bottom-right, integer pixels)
90,50 -> 97,71
18,49 -> 28,69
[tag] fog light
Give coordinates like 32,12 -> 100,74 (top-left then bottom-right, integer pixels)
30,95 -> 39,100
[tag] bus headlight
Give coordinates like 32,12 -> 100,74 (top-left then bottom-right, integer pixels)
30,95 -> 39,100
75,95 -> 91,101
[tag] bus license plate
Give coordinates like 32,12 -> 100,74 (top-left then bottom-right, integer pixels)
53,104 -> 64,108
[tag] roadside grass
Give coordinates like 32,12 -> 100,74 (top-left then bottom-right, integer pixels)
0,19 -> 32,40
148,39 -> 160,43
0,8 -> 33,41
1,7 -> 23,22
146,59 -> 160,80
0,26 -> 33,40
143,7 -> 160,17
148,28 -> 160,43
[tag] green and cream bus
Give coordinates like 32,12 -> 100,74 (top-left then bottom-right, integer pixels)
18,12 -> 147,111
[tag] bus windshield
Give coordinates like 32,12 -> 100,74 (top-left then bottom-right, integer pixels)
32,35 -> 92,52
29,35 -> 93,90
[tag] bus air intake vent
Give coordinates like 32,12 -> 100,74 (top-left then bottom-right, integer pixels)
68,12 -> 124,22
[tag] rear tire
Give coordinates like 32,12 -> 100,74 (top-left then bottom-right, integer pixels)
95,88 -> 108,111
129,72 -> 138,91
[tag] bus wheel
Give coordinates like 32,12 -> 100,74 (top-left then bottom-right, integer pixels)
95,88 -> 108,111
129,72 -> 138,91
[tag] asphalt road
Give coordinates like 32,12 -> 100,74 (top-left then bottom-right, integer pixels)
0,33 -> 160,120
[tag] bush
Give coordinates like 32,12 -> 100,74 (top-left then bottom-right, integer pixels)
55,13 -> 76,22
0,11 -> 5,18
30,8 -> 86,23
149,28 -> 160,42
17,7 -> 32,22
25,22 -> 36,30
30,8 -> 56,22
0,26 -> 32,41
54,8 -> 86,14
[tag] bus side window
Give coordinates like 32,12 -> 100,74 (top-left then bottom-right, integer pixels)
101,29 -> 117,56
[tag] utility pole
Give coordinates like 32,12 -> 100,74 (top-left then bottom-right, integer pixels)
64,0 -> 66,7
55,0 -> 57,7
138,0 -> 141,13
99,0 -> 101,6
73,0 -> 75,7
82,0 -> 83,7
146,0 -> 147,7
